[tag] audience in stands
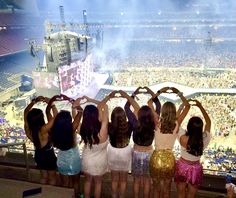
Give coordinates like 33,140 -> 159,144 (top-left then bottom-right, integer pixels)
175,99 -> 211,198
24,96 -> 57,185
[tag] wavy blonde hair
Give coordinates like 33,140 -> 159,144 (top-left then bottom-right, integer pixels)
160,101 -> 176,134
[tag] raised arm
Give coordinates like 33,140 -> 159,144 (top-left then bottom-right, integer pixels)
124,87 -> 142,116
72,98 -> 84,133
97,102 -> 109,141
24,96 -> 45,140
46,95 -> 60,122
119,90 -> 140,117
147,87 -> 169,115
143,86 -> 155,96
24,99 -> 36,141
100,90 -> 118,104
195,100 -> 211,132
83,95 -> 100,105
170,87 -> 190,125
147,96 -> 161,127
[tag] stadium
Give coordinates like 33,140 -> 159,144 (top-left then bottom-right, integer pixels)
0,0 -> 236,197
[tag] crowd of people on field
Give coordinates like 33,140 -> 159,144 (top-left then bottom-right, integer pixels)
111,68 -> 236,88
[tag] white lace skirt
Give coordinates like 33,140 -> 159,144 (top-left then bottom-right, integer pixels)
82,140 -> 108,176
107,143 -> 132,172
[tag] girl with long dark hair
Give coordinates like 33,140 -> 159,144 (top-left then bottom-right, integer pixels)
175,99 -> 211,198
47,94 -> 83,196
80,96 -> 108,198
124,87 -> 158,198
24,96 -> 57,185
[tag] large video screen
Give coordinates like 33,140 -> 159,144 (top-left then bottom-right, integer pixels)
58,60 -> 83,94
32,71 -> 60,90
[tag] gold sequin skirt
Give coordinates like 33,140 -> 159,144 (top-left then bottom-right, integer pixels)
149,149 -> 175,183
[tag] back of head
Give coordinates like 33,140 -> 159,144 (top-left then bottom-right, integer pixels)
51,110 -> 74,151
26,108 -> 45,148
80,105 -> 101,148
134,105 -> 155,145
160,101 -> 176,134
110,106 -> 129,147
186,116 -> 204,156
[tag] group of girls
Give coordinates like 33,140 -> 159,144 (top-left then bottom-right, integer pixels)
24,86 -> 211,198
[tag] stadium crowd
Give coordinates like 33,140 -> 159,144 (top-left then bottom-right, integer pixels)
112,68 -> 236,88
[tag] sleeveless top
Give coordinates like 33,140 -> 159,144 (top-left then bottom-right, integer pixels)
154,121 -> 179,150
178,128 -> 211,161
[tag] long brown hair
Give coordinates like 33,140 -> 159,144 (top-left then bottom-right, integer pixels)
80,105 -> 101,149
109,107 -> 129,147
160,101 -> 176,134
133,105 -> 155,146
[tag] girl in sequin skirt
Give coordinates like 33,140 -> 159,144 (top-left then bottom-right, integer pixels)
148,87 -> 190,198
175,99 -> 211,198
125,87 -> 158,198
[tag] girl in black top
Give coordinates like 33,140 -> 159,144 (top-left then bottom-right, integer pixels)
24,96 -> 57,185
124,87 -> 160,198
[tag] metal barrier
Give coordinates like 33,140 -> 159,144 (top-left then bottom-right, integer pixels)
0,142 -> 30,180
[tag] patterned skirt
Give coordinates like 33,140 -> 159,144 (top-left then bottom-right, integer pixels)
132,150 -> 153,176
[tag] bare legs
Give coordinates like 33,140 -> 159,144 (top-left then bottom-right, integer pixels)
133,176 -> 151,198
84,173 -> 103,198
163,179 -> 172,198
72,174 -> 81,196
152,179 -> 172,198
152,180 -> 161,198
120,172 -> 128,198
176,182 -> 198,198
111,171 -> 128,198
40,170 -> 56,185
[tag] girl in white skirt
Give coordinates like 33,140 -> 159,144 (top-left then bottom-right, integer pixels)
102,90 -> 140,198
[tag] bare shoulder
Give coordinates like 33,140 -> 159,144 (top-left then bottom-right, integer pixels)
180,135 -> 188,148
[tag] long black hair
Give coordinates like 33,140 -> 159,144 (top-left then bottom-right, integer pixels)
26,108 -> 45,148
51,110 -> 75,151
133,105 -> 155,146
186,116 -> 204,156
80,105 -> 101,149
